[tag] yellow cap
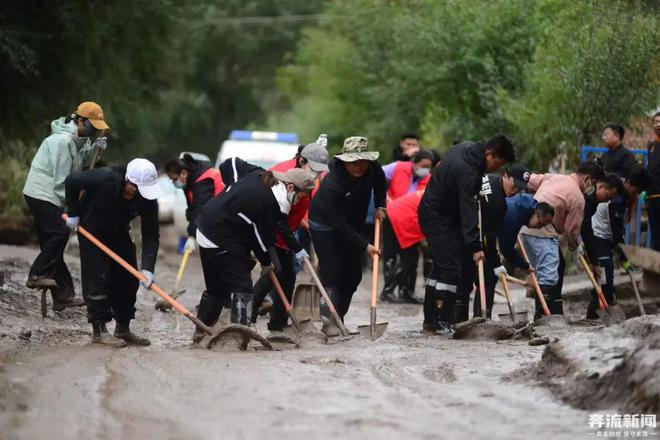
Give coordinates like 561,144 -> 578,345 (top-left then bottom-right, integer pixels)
75,101 -> 109,130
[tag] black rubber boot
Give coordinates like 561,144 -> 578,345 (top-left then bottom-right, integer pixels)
114,322 -> 151,346
586,289 -> 600,319
320,288 -> 341,337
230,292 -> 254,326
454,295 -> 470,324
422,282 -> 437,334
547,284 -> 564,315
194,291 -> 224,343
535,284 -> 556,319
380,259 -> 403,303
91,321 -> 127,348
400,269 -> 422,304
435,290 -> 455,335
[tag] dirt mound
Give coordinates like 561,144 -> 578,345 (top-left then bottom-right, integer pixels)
527,315 -> 660,414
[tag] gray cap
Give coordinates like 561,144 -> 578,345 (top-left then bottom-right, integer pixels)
301,142 -> 329,172
273,168 -> 316,193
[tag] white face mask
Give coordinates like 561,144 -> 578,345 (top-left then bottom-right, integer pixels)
414,167 -> 430,178
287,190 -> 297,205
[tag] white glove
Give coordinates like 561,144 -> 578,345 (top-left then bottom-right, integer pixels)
316,133 -> 328,148
261,263 -> 275,274
295,249 -> 309,260
493,265 -> 507,278
183,237 -> 196,253
575,242 -> 585,258
93,136 -> 108,150
140,270 -> 154,289
65,216 -> 80,231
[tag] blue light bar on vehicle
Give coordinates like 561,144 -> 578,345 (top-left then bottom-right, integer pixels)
229,130 -> 299,143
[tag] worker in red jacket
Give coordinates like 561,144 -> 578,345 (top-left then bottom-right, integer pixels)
165,154 -> 224,253
381,150 -> 437,303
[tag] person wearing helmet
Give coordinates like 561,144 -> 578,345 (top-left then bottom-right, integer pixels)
64,158 -> 161,347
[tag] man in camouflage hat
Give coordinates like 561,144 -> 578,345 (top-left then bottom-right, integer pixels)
308,136 -> 386,330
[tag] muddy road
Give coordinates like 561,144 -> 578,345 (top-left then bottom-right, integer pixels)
0,243 -> 655,440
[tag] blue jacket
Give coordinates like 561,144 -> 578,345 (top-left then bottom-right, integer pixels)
497,193 -> 537,270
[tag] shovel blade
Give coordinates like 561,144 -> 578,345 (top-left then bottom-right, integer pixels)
199,323 -> 273,351
597,304 -> 626,324
357,323 -> 388,340
291,283 -> 321,323
498,312 -> 528,326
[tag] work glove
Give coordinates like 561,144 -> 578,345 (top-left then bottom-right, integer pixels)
261,263 -> 275,274
316,133 -> 328,148
65,216 -> 80,231
295,249 -> 309,260
493,265 -> 507,278
140,270 -> 154,289
93,137 -> 108,150
621,260 -> 633,272
183,237 -> 196,253
575,242 -> 586,258
640,191 -> 647,205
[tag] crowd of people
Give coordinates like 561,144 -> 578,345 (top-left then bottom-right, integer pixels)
20,101 -> 660,346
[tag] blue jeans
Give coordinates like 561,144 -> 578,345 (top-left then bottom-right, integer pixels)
521,235 -> 560,286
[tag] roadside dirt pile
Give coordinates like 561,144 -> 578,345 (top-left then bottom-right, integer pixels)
529,315 -> 660,414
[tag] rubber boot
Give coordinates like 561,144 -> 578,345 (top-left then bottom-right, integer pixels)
422,282 -> 437,334
231,292 -> 254,326
400,269 -> 422,304
454,294 -> 470,324
193,291 -> 224,343
585,289 -> 600,319
114,322 -> 151,346
547,284 -> 563,315
380,259 -> 403,303
320,288 -> 341,337
435,290 -> 455,335
535,285 -> 555,319
52,290 -> 85,311
91,322 -> 127,348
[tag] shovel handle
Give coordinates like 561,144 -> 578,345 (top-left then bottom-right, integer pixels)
626,269 -> 646,316
370,218 -> 382,309
500,272 -> 517,322
268,270 -> 301,333
61,214 -> 209,332
173,249 -> 192,293
477,260 -> 487,318
302,257 -> 351,337
578,255 -> 608,310
516,236 -> 551,316
506,275 -> 527,286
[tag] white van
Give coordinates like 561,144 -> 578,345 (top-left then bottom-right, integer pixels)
215,130 -> 300,170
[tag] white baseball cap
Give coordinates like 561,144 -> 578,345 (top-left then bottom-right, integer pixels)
125,158 -> 162,200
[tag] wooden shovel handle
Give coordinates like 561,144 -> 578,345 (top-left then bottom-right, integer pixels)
371,218 -> 381,308
578,255 -> 608,310
516,236 -> 551,316
268,270 -> 293,312
61,214 -> 199,323
499,272 -> 512,303
173,249 -> 192,293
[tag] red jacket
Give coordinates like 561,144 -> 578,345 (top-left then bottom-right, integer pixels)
387,161 -> 430,202
185,168 -> 224,204
271,159 -> 311,250
387,189 -> 425,249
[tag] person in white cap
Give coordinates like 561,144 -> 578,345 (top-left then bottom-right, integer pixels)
64,158 -> 161,347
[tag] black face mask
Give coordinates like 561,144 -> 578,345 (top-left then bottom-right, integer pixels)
81,119 -> 97,138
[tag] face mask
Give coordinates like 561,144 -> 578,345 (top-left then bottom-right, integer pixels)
414,167 -> 430,178
287,191 -> 297,205
174,180 -> 185,189
81,119 -> 96,138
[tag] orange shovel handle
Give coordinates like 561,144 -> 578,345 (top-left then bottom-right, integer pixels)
62,214 -> 196,320
371,218 -> 381,308
578,255 -> 608,310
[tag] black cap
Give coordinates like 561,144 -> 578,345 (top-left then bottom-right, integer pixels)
506,164 -> 530,190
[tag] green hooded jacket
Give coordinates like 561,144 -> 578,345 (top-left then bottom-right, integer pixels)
23,117 -> 93,208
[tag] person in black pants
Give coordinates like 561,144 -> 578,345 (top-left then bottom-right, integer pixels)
309,137 -> 386,322
454,166 -> 530,322
64,158 -> 161,347
193,167 -> 316,342
646,112 -> 660,251
418,136 -> 516,334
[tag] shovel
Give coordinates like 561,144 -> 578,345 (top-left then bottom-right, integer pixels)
578,255 -> 626,324
155,248 -> 191,312
358,217 -> 388,340
624,267 -> 646,316
516,236 -> 551,316
476,201 -> 487,318
268,270 -> 316,337
497,272 -> 528,326
63,214 -> 272,350
302,256 -> 355,339
291,279 -> 321,324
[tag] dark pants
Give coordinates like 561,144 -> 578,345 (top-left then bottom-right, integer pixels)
586,237 -> 616,318
253,247 -> 295,330
24,195 -> 75,300
382,219 -> 419,297
649,198 -> 660,252
311,229 -> 363,319
79,230 -> 138,324
455,235 -> 498,322
199,240 -> 254,307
